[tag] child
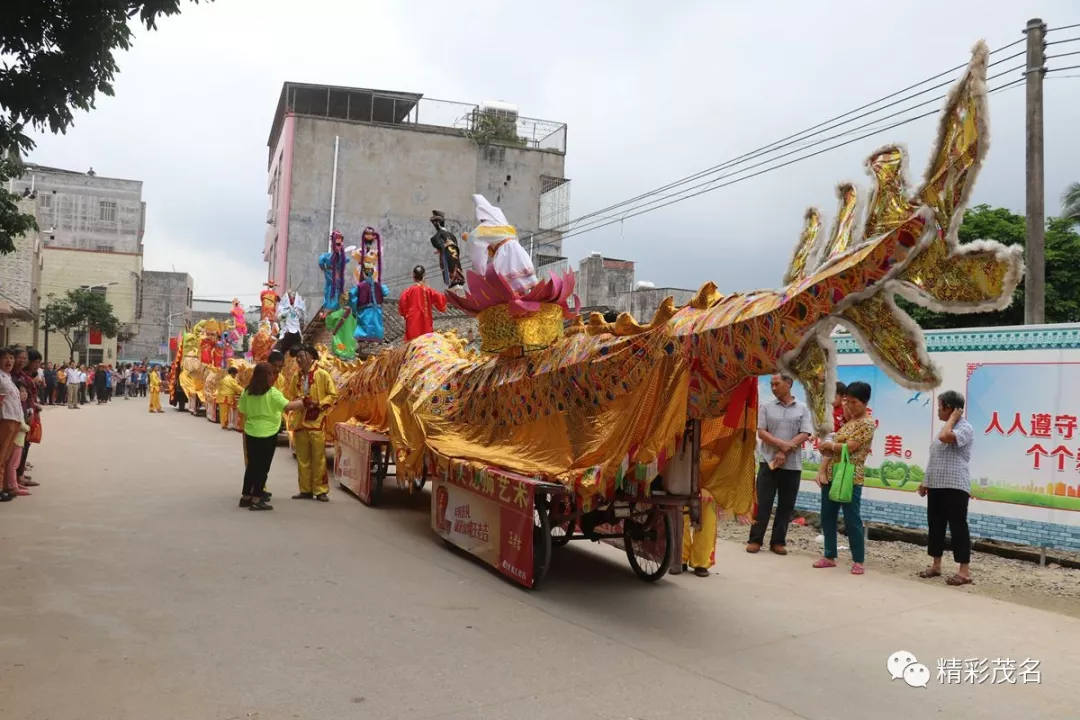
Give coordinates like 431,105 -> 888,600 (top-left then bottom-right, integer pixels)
4,388 -> 31,497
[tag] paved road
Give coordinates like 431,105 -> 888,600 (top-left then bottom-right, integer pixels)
1,397 -> 1078,720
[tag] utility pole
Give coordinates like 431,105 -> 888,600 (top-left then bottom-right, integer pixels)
1025,17 -> 1047,325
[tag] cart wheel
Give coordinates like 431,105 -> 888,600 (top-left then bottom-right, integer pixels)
532,495 -> 553,589
369,444 -> 385,507
623,508 -> 674,582
548,494 -> 575,548
412,475 -> 426,492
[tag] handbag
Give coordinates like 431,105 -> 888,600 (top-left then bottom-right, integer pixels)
828,444 -> 855,504
27,415 -> 42,444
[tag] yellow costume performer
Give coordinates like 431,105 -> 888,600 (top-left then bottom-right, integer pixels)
286,350 -> 337,500
217,371 -> 243,429
681,492 -> 718,574
148,368 -> 163,413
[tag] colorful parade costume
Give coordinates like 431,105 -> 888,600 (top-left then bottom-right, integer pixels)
149,368 -> 163,413
326,294 -> 359,360
466,194 -> 538,295
351,275 -> 390,343
217,373 -> 243,429
430,210 -> 465,289
320,231 -> 348,311
260,281 -> 279,323
286,363 -> 338,498
398,281 -> 446,342
276,291 -> 306,354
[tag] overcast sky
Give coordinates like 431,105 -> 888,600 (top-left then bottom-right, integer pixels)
25,0 -> 1080,304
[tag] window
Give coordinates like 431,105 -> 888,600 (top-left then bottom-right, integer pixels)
136,279 -> 143,319
96,244 -> 114,252
40,194 -> 52,208
99,200 -> 117,223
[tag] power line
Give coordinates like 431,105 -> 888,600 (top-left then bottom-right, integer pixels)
1046,23 -> 1080,33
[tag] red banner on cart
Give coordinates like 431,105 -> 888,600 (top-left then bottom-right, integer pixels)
431,465 -> 535,587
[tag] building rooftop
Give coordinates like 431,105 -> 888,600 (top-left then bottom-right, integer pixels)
21,163 -> 141,186
268,81 -> 567,166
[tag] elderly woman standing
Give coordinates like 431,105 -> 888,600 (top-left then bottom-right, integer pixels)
814,381 -> 875,575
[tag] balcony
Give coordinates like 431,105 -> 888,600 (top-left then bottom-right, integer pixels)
269,83 -> 567,159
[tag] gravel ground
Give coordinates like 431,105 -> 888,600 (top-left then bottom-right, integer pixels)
714,514 -> 1080,619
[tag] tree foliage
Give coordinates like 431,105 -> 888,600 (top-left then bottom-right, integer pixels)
1062,182 -> 1080,226
44,288 -> 121,359
0,1 -> 208,252
900,204 -> 1080,329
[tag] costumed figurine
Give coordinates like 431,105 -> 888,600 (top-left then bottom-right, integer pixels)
360,226 -> 382,283
467,194 -> 538,295
326,292 -> 358,360
397,264 -> 446,342
276,289 -> 306,354
350,266 -> 390,343
430,210 -> 465,289
251,319 -> 275,362
231,298 -> 248,337
320,231 -> 348,310
260,281 -> 280,323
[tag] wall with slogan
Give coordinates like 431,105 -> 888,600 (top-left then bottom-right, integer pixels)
761,322 -> 1080,551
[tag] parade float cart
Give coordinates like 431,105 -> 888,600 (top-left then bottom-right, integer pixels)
428,420 -> 705,589
334,423 -> 426,506
326,43 -> 1021,590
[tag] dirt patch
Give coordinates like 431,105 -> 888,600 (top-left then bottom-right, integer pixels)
715,514 -> 1080,619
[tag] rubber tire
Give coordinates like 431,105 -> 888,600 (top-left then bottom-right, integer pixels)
549,495 -> 575,548
623,509 -> 675,582
531,495 -> 553,589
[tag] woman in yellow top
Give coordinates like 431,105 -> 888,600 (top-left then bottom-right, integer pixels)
148,365 -> 164,413
286,344 -> 337,502
814,380 -> 875,575
216,366 -> 243,429
238,362 -> 305,510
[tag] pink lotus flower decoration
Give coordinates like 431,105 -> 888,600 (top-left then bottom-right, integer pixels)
447,264 -> 579,318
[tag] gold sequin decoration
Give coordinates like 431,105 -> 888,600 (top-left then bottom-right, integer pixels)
919,63 -> 981,234
784,209 -> 822,285
898,236 -> 1010,304
477,303 -> 566,357
864,146 -> 915,239
788,336 -> 830,433
841,295 -> 939,386
821,184 -> 858,261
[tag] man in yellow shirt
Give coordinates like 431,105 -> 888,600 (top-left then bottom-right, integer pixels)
286,344 -> 337,501
217,366 -> 243,429
148,366 -> 164,413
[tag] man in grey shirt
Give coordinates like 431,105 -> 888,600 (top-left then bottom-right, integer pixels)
748,374 -> 814,555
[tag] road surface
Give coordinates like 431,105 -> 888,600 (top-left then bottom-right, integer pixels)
1,397 -> 1077,719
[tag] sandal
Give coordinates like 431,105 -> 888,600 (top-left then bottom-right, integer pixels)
917,568 -> 941,579
812,558 -> 836,568
946,574 -> 973,586
314,494 -> 329,503
851,563 -> 865,575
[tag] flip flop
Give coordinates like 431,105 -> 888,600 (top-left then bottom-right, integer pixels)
917,569 -> 941,579
946,575 -> 973,586
812,558 -> 836,569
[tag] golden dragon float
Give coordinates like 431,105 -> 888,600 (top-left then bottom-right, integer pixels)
183,43 -> 1018,587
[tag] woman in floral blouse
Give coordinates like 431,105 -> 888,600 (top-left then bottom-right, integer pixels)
814,381 -> 875,575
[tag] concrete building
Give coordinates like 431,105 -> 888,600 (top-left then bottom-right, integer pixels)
576,253 -> 636,313
629,283 -> 696,321
0,198 -> 44,347
11,164 -> 145,254
124,271 -> 193,362
264,84 -> 569,302
35,248 -> 142,365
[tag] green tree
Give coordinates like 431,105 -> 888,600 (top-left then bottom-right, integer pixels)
900,204 -> 1080,329
0,1 -> 209,253
45,288 -> 121,360
908,465 -> 925,485
1062,182 -> 1080,226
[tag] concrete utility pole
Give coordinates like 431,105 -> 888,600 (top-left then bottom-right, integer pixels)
1025,18 -> 1047,325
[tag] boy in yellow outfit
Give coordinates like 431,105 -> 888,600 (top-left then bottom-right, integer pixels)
217,366 -> 243,429
148,366 -> 164,413
286,344 -> 337,502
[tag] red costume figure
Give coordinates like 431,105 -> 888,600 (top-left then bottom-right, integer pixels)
398,265 -> 446,342
260,281 -> 280,323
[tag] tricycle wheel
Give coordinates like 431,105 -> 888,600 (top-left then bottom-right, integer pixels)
369,444 -> 386,507
412,475 -> 426,492
548,494 -> 575,548
532,495 -> 553,588
623,507 -> 674,582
